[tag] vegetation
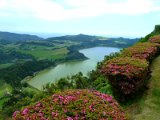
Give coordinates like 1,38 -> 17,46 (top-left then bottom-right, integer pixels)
0,31 -> 43,42
0,60 -> 55,88
0,31 -> 138,119
13,89 -> 127,120
48,34 -> 139,48
100,57 -> 149,100
19,47 -> 69,60
0,28 -> 156,119
1,87 -> 45,118
126,53 -> 160,120
149,35 -> 160,43
139,25 -> 160,42
121,42 -> 160,61
0,50 -> 34,64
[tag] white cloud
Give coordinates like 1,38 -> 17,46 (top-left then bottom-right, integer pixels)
0,0 -> 160,21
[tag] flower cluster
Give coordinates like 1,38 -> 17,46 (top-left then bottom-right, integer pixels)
149,35 -> 160,43
101,57 -> 149,96
13,90 -> 127,120
121,42 -> 159,61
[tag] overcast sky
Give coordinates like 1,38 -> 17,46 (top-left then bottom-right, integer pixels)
0,0 -> 160,38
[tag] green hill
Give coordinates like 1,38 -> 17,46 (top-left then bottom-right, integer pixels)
0,31 -> 43,43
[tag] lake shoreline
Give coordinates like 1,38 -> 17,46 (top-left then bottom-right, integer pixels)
26,46 -> 121,90
22,56 -> 88,84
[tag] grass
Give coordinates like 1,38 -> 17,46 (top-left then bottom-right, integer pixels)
22,86 -> 41,95
126,55 -> 160,120
19,47 -> 69,60
0,97 -> 10,109
1,40 -> 80,61
0,80 -> 12,110
0,63 -> 13,69
0,80 -> 12,97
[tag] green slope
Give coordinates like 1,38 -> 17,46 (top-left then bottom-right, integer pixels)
127,55 -> 160,120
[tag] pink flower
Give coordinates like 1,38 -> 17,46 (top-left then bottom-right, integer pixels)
52,112 -> 55,118
64,109 -> 68,113
81,109 -> 86,115
36,102 -> 42,107
75,114 -> 79,120
13,111 -> 20,117
83,99 -> 88,103
22,108 -> 29,115
67,117 -> 73,120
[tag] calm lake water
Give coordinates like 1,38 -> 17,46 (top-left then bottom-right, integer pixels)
28,47 -> 120,90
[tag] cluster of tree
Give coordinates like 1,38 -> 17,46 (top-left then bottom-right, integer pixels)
1,88 -> 46,118
0,39 -> 11,45
43,71 -> 113,95
0,60 -> 55,88
0,50 -> 34,64
19,41 -> 54,47
65,50 -> 87,61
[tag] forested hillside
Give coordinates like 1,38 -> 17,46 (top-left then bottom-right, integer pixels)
0,31 -> 43,43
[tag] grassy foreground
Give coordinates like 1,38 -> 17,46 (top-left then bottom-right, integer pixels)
126,55 -> 160,120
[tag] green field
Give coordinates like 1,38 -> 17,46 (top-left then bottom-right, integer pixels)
19,47 -> 69,60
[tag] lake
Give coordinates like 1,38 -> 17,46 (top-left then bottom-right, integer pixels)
27,47 -> 120,90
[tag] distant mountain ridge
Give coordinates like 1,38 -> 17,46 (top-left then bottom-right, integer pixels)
0,31 -> 139,48
47,34 -> 139,48
47,34 -> 98,41
47,33 -> 139,41
0,31 -> 43,42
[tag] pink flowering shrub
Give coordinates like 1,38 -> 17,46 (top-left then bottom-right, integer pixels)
100,57 -> 149,97
13,89 -> 127,120
149,35 -> 160,43
121,42 -> 160,61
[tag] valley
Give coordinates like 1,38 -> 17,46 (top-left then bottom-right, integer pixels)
0,31 -> 139,119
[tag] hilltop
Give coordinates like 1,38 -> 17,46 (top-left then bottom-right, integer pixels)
48,34 -> 139,48
0,31 -> 43,43
140,25 -> 160,42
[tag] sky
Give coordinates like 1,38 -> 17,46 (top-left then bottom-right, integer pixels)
0,0 -> 160,38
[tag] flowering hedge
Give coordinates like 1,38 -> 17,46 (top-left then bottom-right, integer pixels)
100,57 -> 150,97
13,89 -> 127,120
149,35 -> 160,43
121,42 -> 160,61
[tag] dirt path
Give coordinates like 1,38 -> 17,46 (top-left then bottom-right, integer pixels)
127,56 -> 160,120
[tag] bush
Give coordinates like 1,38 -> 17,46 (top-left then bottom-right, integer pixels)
121,42 -> 160,61
100,57 -> 150,98
13,89 -> 127,120
149,35 -> 160,43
